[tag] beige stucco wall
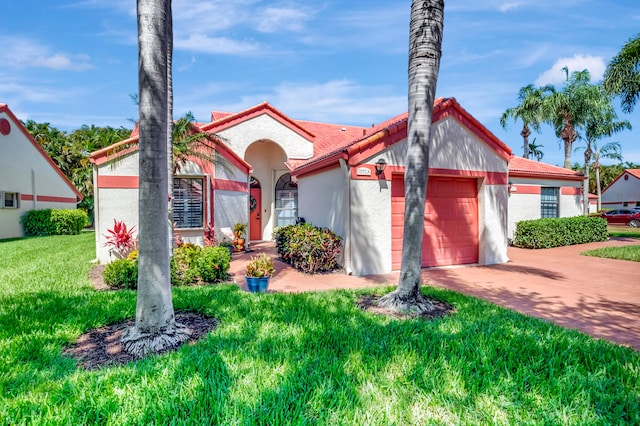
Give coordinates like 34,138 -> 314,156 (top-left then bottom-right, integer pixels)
0,112 -> 78,239
297,166 -> 348,237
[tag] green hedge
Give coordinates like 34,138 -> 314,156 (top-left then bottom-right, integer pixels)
21,209 -> 88,236
513,216 -> 608,249
103,244 -> 231,289
273,223 -> 342,274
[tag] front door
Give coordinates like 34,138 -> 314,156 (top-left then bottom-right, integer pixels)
250,180 -> 262,240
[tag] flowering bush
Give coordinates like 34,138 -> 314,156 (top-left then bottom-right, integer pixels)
104,219 -> 137,259
273,223 -> 342,274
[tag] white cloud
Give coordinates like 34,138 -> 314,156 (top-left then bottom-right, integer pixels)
535,54 -> 606,86
256,6 -> 311,33
174,34 -> 261,55
498,2 -> 524,12
0,36 -> 93,71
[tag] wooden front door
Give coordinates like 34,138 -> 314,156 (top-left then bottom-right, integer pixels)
250,186 -> 262,240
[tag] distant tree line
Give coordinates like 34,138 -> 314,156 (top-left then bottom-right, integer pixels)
23,120 -> 132,223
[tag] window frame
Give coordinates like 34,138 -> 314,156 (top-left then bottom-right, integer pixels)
274,173 -> 298,227
1,191 -> 20,209
540,187 -> 559,218
172,177 -> 205,229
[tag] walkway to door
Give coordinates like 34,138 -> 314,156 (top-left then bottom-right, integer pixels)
229,238 -> 640,350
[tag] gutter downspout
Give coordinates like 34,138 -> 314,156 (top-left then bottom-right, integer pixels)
339,158 -> 352,275
30,169 -> 36,210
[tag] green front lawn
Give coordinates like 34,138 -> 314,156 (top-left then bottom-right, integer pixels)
608,225 -> 640,238
582,244 -> 640,262
1,233 -> 639,424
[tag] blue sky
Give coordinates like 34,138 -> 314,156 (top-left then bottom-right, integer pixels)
1,0 -> 639,167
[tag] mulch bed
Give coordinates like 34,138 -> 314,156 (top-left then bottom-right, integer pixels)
63,311 -> 219,370
356,294 -> 455,320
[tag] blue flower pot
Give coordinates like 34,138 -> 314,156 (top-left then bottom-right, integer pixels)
245,276 -> 270,293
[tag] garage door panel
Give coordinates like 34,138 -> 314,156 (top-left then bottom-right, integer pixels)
392,175 -> 478,269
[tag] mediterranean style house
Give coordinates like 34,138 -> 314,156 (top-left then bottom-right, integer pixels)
90,98 -> 587,276
0,104 -> 82,239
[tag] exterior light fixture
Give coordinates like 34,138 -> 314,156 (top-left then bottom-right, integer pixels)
508,181 -> 517,193
375,158 -> 387,176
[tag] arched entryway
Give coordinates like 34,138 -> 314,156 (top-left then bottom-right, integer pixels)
249,177 -> 262,240
275,173 -> 298,227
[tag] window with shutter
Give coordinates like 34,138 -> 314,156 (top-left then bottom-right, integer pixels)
173,178 -> 204,228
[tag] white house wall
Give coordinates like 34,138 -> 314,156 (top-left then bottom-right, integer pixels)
0,111 -> 78,239
602,173 -> 640,209
217,114 -> 314,160
94,151 -> 140,263
349,178 -> 393,275
214,190 -> 248,242
479,183 -> 509,264
507,177 -> 583,239
297,166 -> 348,238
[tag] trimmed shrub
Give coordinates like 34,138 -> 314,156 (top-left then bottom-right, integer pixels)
513,216 -> 608,249
171,244 -> 202,286
51,209 -> 88,235
22,209 -> 87,236
195,246 -> 231,283
21,209 -> 56,236
273,223 -> 342,274
103,258 -> 138,290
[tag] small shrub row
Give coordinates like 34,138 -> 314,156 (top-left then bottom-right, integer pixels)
21,209 -> 88,236
513,216 -> 608,249
273,223 -> 342,274
103,245 -> 230,289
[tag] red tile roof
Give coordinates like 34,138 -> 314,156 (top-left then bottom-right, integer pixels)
508,156 -> 583,180
627,169 -> 640,179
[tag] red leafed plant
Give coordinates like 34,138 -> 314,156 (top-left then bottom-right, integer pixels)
104,219 -> 137,259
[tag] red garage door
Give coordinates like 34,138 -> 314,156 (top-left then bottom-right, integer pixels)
391,175 -> 478,269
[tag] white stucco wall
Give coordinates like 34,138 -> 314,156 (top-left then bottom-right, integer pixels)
507,177 -> 583,239
297,166 -> 348,238
384,117 -> 507,173
479,183 -> 509,264
217,114 -> 314,160
214,190 -> 248,241
0,112 -> 78,239
601,172 -> 640,209
349,178 -> 393,276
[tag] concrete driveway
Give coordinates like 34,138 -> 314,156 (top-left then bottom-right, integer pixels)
229,238 -> 640,350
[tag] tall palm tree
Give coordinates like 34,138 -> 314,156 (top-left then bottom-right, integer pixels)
542,68 -> 601,169
603,33 -> 640,114
500,84 -> 551,159
121,0 -> 189,357
528,138 -> 544,161
378,0 -> 444,314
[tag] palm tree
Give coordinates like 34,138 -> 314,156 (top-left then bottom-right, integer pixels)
542,68 -> 602,169
378,0 -> 444,314
580,88 -> 631,214
121,0 -> 189,357
528,138 -> 544,161
500,85 -> 551,159
603,33 -> 640,114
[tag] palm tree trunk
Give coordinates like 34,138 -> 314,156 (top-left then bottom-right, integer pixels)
583,145 -> 592,216
122,0 -> 188,357
594,154 -> 602,211
378,0 -> 444,314
561,116 -> 577,169
520,125 -> 530,159
166,0 -> 174,256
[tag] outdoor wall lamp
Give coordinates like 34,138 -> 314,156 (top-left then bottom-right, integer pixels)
375,158 -> 387,175
508,181 -> 517,193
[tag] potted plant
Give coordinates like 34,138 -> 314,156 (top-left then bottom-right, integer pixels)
233,223 -> 247,252
245,253 -> 275,292
219,240 -> 234,258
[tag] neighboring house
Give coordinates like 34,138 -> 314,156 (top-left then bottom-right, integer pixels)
91,98 -> 512,275
0,104 -> 82,240
507,156 -> 585,239
601,169 -> 640,210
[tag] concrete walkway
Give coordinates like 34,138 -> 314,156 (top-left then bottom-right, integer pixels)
228,238 -> 640,350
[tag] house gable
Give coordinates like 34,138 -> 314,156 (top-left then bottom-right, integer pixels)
601,169 -> 640,207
